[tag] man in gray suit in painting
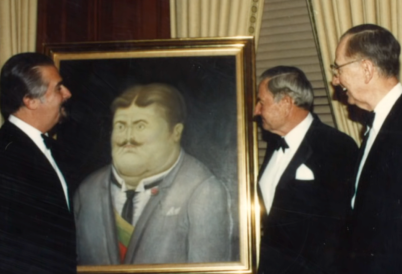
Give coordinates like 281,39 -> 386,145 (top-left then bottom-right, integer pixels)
74,83 -> 232,265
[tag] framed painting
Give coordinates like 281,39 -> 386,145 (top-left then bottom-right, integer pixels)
43,37 -> 259,274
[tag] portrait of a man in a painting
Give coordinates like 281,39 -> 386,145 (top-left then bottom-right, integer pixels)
73,83 -> 232,265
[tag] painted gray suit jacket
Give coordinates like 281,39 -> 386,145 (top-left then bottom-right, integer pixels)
74,151 -> 232,265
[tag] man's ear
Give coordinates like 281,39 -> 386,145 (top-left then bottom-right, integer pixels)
281,95 -> 292,105
172,123 -> 184,142
22,95 -> 40,110
280,95 -> 293,112
362,59 -> 374,83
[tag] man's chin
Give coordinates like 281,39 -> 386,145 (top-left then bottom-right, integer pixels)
114,155 -> 143,168
261,122 -> 271,131
346,95 -> 356,105
116,164 -> 147,178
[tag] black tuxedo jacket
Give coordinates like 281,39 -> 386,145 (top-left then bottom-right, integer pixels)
349,94 -> 402,273
258,115 -> 358,274
0,121 -> 76,274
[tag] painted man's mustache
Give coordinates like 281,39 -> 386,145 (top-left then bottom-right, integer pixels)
117,139 -> 142,147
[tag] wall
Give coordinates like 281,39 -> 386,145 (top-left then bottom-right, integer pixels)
36,0 -> 171,52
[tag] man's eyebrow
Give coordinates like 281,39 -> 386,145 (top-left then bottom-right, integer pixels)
113,119 -> 149,124
113,120 -> 126,125
133,119 -> 147,124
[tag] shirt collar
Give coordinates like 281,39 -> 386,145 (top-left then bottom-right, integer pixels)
373,83 -> 402,132
283,112 -> 314,151
112,149 -> 183,191
8,115 -> 47,153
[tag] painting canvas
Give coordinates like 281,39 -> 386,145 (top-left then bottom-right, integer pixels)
44,37 -> 258,274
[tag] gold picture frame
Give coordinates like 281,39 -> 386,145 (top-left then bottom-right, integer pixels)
43,37 -> 259,274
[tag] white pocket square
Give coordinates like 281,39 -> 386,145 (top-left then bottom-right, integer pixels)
166,207 -> 181,216
295,164 -> 314,180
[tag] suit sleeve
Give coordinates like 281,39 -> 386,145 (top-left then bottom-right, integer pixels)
187,176 -> 232,262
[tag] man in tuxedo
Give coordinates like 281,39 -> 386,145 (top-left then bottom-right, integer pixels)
74,83 -> 231,265
0,53 -> 76,273
332,24 -> 402,273
255,66 -> 358,274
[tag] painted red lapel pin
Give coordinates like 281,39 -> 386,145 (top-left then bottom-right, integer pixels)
151,187 -> 159,196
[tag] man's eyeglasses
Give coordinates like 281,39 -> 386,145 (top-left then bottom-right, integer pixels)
330,59 -> 363,76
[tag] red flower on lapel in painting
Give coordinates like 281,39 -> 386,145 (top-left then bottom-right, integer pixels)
151,187 -> 159,196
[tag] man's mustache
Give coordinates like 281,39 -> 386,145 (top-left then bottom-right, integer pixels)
58,99 -> 71,123
116,139 -> 142,147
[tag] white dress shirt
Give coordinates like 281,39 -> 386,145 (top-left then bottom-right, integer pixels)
8,115 -> 70,209
259,113 -> 314,215
111,150 -> 183,226
351,83 -> 402,208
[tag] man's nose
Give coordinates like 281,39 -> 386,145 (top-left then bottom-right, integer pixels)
125,125 -> 140,143
126,125 -> 133,139
62,86 -> 72,99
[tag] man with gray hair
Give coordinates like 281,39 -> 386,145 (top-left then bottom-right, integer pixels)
0,52 -> 75,273
255,66 -> 357,273
332,24 -> 402,273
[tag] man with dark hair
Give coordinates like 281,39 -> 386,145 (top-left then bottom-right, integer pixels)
255,66 -> 357,273
332,24 -> 402,273
0,52 -> 75,273
74,83 -> 231,265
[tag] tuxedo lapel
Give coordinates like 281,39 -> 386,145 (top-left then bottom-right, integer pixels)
2,122 -> 67,203
3,122 -> 46,161
361,93 -> 402,173
3,121 -> 60,173
354,94 -> 402,211
353,132 -> 386,212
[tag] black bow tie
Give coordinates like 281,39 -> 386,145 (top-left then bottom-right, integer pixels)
274,137 -> 289,152
41,134 -> 56,150
365,111 -> 375,128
